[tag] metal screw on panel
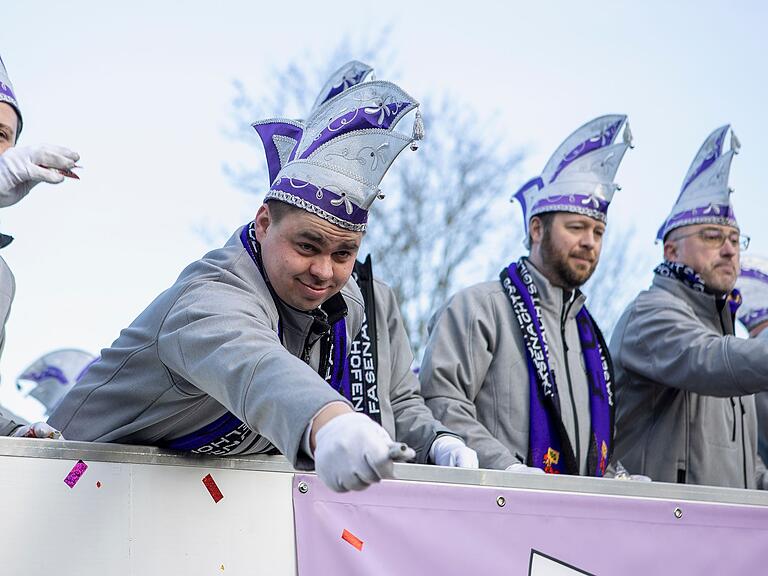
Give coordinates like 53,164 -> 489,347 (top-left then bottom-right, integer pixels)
298,481 -> 309,494
674,507 -> 683,519
496,496 -> 506,507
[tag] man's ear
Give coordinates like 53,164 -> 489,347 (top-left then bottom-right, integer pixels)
663,237 -> 677,262
254,204 -> 271,241
529,216 -> 543,246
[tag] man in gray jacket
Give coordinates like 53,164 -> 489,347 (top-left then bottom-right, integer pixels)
422,115 -> 632,475
0,53 -> 79,438
611,125 -> 768,489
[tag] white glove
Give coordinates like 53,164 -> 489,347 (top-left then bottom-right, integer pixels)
314,412 -> 396,492
11,421 -> 63,439
506,462 -> 546,475
429,435 -> 479,468
0,144 -> 79,207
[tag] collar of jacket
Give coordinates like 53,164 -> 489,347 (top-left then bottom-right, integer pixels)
524,258 -> 587,320
652,274 -> 735,335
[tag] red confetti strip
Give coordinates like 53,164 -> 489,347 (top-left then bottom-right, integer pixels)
341,529 -> 364,551
63,460 -> 88,488
202,473 -> 224,503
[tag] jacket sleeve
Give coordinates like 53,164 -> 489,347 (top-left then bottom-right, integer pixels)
157,281 -> 351,470
616,293 -> 768,397
420,289 -> 518,469
377,283 -> 453,464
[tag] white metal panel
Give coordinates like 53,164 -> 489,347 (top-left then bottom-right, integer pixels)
0,455 -> 131,574
129,464 -> 295,575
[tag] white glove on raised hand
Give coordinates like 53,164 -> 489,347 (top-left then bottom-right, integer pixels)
0,145 -> 79,207
11,421 -> 63,439
429,435 -> 479,468
506,462 -> 546,475
314,412 -> 396,492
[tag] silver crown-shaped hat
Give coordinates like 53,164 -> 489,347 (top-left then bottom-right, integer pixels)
513,114 -> 632,238
656,125 -> 740,241
0,55 -> 22,139
251,61 -> 423,232
737,255 -> 768,332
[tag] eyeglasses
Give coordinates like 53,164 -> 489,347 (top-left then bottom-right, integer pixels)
670,228 -> 750,251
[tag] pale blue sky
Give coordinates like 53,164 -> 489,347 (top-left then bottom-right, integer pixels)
1,1 -> 765,419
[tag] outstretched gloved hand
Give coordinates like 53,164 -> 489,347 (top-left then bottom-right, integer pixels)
429,435 -> 479,468
0,145 -> 79,207
314,411 -> 399,492
11,421 -> 63,439
506,462 -> 546,475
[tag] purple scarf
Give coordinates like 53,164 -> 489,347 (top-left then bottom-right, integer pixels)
500,259 -> 614,476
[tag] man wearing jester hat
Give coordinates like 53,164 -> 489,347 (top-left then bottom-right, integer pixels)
51,62 -> 465,492
421,115 -> 632,476
736,256 -> 768,466
611,126 -> 768,489
253,62 -> 477,470
0,54 -> 79,439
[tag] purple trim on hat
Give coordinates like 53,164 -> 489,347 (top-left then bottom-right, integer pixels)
532,194 -> 610,218
741,267 -> 768,284
549,119 -> 623,184
658,204 -> 738,241
321,69 -> 370,106
270,177 -> 368,225
739,308 -> 768,331
513,177 -> 543,234
681,129 -> 727,193
300,102 -> 411,160
252,121 -> 303,185
0,82 -> 15,102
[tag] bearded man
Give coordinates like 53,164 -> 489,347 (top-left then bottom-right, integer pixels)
421,115 -> 632,475
611,125 -> 768,489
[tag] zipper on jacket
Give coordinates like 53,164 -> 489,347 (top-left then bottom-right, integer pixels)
560,294 -> 580,469
730,398 -> 736,442
739,398 -> 748,489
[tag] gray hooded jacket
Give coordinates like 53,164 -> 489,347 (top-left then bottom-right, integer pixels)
420,260 -> 593,473
611,273 -> 768,489
50,227 -> 365,470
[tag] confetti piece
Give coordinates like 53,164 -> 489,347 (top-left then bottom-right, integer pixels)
63,460 -> 88,488
96,481 -> 102,488
202,473 -> 223,503
219,564 -> 225,571
341,529 -> 364,551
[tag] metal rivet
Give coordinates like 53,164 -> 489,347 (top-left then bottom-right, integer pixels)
674,507 -> 683,519
298,481 -> 309,494
496,496 -> 506,507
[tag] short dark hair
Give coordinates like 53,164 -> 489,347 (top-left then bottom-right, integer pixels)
265,199 -> 302,224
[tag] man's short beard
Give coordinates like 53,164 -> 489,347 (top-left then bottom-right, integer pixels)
540,228 -> 598,289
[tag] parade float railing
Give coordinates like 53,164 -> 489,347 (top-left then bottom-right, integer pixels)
1,437 -> 766,575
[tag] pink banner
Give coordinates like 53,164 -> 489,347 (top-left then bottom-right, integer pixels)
293,475 -> 768,575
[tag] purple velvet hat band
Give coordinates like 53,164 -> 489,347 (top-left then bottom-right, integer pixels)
265,177 -> 368,232
530,194 -> 610,222
661,204 -> 738,239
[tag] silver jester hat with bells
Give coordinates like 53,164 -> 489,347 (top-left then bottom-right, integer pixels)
251,60 -> 424,232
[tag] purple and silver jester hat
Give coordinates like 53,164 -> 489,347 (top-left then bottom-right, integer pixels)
656,125 -> 740,241
736,256 -> 768,332
251,61 -> 423,232
512,114 -> 632,238
0,54 -> 22,138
